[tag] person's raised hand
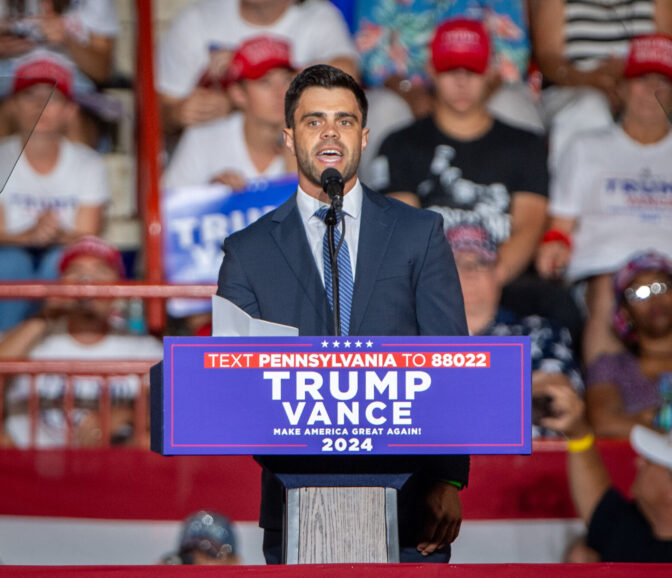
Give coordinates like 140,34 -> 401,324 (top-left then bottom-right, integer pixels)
210,170 -> 247,191
0,33 -> 35,58
38,2 -> 68,46
175,88 -> 231,127
536,380 -> 590,439
204,48 -> 234,83
536,241 -> 571,279
586,57 -> 625,111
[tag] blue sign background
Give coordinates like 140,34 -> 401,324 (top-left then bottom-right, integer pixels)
161,175 -> 297,317
161,175 -> 297,284
158,336 -> 531,456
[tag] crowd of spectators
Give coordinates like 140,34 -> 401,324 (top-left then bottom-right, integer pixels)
1,0 -> 672,564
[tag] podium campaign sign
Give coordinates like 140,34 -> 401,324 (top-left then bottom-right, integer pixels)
152,335 -> 531,456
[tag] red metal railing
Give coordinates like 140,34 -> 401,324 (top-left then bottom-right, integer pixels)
0,360 -> 156,449
0,282 -> 216,300
0,3 -> 214,449
135,0 -> 165,333
0,1 -> 199,328
0,284 -> 214,449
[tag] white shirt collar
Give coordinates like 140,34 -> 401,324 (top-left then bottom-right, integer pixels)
296,179 -> 363,224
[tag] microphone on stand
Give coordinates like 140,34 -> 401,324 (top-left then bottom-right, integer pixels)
320,168 -> 344,212
320,168 -> 345,336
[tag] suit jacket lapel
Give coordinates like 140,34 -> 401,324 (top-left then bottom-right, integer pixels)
269,194 -> 331,329
350,187 -> 395,335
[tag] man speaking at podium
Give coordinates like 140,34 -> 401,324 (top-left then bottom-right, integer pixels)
217,64 -> 469,563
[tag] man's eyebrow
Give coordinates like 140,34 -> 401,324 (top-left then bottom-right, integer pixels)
335,112 -> 359,122
299,111 -> 360,122
300,111 -> 326,121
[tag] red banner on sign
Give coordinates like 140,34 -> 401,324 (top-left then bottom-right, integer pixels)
203,351 -> 491,369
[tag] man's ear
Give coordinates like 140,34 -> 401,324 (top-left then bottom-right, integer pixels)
4,95 -> 18,117
427,63 -> 438,85
361,127 -> 369,153
620,305 -> 635,328
617,78 -> 630,105
63,100 -> 79,122
484,66 -> 502,97
228,82 -> 247,110
282,127 -> 295,154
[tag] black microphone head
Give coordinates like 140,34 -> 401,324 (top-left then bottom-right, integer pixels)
320,168 -> 344,194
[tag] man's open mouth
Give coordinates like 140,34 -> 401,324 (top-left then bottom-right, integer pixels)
316,148 -> 344,162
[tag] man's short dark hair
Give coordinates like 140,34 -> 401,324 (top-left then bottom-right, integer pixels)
284,64 -> 368,129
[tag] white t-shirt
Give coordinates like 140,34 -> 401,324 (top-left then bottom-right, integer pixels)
62,0 -> 119,40
157,0 -> 358,98
550,125 -> 672,281
27,332 -> 164,362
0,136 -> 109,234
5,332 -> 163,448
162,112 -> 287,189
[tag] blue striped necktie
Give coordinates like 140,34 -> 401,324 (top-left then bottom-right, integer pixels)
315,206 -> 354,336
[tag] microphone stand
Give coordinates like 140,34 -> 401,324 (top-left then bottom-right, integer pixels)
325,197 -> 345,336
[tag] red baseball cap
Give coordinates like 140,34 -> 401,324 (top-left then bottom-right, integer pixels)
59,236 -> 126,279
12,50 -> 74,99
624,34 -> 672,81
431,18 -> 491,75
226,35 -> 294,85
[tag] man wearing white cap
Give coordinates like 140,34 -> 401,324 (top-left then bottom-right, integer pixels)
537,380 -> 672,562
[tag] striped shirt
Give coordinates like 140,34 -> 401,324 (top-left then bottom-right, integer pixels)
564,0 -> 655,69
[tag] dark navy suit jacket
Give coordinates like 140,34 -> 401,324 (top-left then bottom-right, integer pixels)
217,185 -> 470,531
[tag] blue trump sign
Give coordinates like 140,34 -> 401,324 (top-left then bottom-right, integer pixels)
161,175 -> 297,317
153,336 -> 531,456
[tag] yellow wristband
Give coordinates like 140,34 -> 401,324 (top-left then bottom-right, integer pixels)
567,433 -> 595,453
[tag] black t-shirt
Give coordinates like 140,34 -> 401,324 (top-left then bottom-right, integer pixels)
587,487 -> 672,562
373,116 -> 548,244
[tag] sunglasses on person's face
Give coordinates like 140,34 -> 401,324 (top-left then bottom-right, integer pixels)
624,280 -> 669,304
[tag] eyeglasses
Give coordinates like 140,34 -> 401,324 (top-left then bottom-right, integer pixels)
624,281 -> 669,304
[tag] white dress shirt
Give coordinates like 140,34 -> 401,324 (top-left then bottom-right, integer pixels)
296,179 -> 363,285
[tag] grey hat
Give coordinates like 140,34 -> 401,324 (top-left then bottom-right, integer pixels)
179,510 -> 237,560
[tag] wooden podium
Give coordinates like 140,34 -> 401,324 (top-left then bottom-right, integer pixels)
151,335 -> 531,564
278,474 -> 408,563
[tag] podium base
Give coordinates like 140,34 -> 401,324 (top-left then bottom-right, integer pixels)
285,486 -> 399,564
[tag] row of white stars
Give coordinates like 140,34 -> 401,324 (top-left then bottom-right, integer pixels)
321,339 -> 374,349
